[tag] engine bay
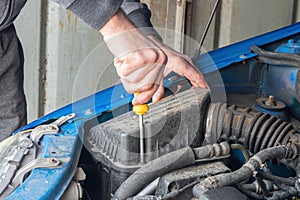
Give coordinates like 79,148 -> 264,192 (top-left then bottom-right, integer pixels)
1,23 -> 300,200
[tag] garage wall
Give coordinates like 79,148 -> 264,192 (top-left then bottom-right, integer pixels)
144,0 -> 298,51
15,1 -> 117,121
15,1 -> 41,121
15,0 -> 300,122
218,0 -> 295,47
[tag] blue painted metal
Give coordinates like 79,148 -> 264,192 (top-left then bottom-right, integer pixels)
259,38 -> 300,118
197,22 -> 300,74
6,22 -> 300,199
254,105 -> 285,117
277,39 -> 300,54
261,65 -> 300,118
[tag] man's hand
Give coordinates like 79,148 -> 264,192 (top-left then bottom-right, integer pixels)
100,9 -> 207,105
100,9 -> 167,105
148,35 -> 208,102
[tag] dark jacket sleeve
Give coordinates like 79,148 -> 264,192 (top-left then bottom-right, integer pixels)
53,0 -> 123,30
53,0 -> 161,40
0,0 -> 27,31
121,0 -> 161,40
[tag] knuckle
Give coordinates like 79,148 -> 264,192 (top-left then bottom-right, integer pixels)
158,50 -> 167,64
116,68 -> 128,77
135,52 -> 148,66
147,49 -> 159,62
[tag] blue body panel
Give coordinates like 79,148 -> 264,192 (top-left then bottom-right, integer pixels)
6,22 -> 300,199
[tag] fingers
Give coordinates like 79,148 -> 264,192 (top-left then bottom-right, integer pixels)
114,48 -> 164,77
109,28 -> 209,107
149,36 -> 209,89
180,56 -> 206,86
131,81 -> 164,106
132,83 -> 161,105
121,67 -> 165,105
179,63 -> 208,89
152,82 -> 164,103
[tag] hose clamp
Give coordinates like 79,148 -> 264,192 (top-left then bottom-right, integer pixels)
251,155 -> 264,168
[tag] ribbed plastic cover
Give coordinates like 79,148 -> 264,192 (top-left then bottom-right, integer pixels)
86,88 -> 210,169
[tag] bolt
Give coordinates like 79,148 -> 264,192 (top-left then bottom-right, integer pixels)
85,109 -> 93,115
265,95 -> 275,106
239,54 -> 247,59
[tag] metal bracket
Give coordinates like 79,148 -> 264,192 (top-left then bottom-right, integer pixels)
30,113 -> 76,144
11,158 -> 61,187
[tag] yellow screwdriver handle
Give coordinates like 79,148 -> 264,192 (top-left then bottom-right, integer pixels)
133,93 -> 149,115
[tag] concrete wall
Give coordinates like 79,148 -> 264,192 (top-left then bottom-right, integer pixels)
15,0 -> 300,122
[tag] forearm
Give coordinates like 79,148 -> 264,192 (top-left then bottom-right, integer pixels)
99,9 -> 136,39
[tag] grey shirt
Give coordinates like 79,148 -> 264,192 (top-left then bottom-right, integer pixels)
0,0 -> 159,38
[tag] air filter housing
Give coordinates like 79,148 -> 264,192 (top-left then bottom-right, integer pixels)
85,88 -> 210,199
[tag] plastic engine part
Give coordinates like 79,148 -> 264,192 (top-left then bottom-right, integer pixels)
193,186 -> 248,200
86,88 -> 210,167
85,88 -> 210,199
156,162 -> 230,200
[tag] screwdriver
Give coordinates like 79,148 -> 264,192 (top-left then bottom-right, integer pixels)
132,93 -> 149,164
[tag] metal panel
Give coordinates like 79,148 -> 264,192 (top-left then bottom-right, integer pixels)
296,0 -> 300,22
15,1 -> 42,122
218,0 -> 295,47
189,0 -> 219,52
42,1 -> 115,115
141,0 -> 186,52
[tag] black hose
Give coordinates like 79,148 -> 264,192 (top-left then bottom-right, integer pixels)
113,147 -> 196,200
296,163 -> 300,195
255,176 -> 272,197
238,185 -> 265,200
250,45 -> 300,63
127,196 -> 159,200
266,184 -> 298,200
194,145 -> 296,193
113,142 -> 230,200
257,171 -> 296,186
255,56 -> 300,67
239,183 -> 256,191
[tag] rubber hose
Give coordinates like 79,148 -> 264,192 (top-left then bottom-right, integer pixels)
256,56 -> 300,67
257,171 -> 296,186
251,45 -> 300,63
127,196 -> 159,200
194,145 -> 294,194
113,146 -> 196,200
238,186 -> 264,200
114,142 -> 230,200
296,163 -> 300,195
267,184 -> 298,200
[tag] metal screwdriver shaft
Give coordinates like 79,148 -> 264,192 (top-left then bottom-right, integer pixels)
138,114 -> 144,163
133,93 -> 149,164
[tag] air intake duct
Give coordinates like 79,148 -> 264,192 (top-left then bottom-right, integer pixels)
204,103 -> 299,154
